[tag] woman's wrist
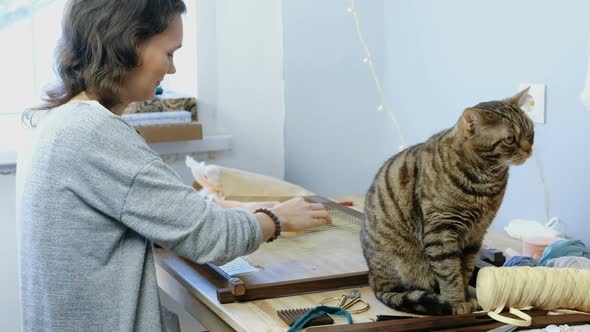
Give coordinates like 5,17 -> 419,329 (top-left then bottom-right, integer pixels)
254,208 -> 283,243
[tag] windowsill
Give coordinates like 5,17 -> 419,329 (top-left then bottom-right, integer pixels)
148,134 -> 232,155
0,151 -> 17,173
0,135 -> 232,173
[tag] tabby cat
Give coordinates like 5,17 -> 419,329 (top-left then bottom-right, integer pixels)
361,89 -> 534,315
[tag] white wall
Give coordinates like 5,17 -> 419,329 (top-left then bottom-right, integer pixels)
283,0 -> 590,245
380,0 -> 590,244
283,0 -> 390,196
195,0 -> 286,178
0,174 -> 19,332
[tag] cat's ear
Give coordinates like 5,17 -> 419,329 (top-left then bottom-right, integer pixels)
459,108 -> 482,137
503,87 -> 530,108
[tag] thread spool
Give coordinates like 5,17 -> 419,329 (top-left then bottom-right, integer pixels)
476,266 -> 590,326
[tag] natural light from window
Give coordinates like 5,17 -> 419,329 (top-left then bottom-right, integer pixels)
0,0 -> 197,155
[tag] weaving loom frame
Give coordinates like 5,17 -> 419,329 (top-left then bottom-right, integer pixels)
193,196 -> 370,303
157,195 -> 505,304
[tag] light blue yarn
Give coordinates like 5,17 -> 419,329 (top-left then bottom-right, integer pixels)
538,239 -> 590,266
546,256 -> 590,270
503,256 -> 539,267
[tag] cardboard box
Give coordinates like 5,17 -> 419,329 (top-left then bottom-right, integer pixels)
136,121 -> 203,143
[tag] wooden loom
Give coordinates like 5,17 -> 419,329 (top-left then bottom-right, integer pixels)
181,195 -> 505,304
190,195 -> 368,303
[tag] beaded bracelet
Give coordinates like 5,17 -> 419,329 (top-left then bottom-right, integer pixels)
254,208 -> 283,243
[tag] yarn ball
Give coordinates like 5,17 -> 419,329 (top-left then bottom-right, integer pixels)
503,256 -> 539,267
546,256 -> 590,270
476,266 -> 590,313
539,240 -> 590,266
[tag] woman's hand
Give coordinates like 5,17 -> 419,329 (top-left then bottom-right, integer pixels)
271,197 -> 332,232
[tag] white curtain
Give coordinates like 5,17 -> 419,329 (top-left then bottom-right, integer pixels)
0,0 -> 197,153
582,35 -> 590,111
0,0 -> 65,152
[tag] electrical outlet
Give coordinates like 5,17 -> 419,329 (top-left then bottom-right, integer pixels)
518,83 -> 545,123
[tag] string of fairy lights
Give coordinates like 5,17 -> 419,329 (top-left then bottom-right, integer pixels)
534,155 -> 551,223
348,0 -> 407,151
348,0 -> 553,224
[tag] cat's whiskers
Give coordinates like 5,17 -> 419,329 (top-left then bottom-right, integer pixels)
483,156 -> 517,177
483,161 -> 508,176
497,158 -> 515,173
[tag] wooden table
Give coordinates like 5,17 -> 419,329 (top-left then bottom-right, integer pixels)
154,195 -> 521,332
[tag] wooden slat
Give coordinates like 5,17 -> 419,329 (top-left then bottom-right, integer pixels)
216,272 -> 369,303
201,263 -> 246,296
303,310 -> 590,332
479,244 -> 506,266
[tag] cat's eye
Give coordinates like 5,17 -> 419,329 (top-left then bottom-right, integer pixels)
503,135 -> 515,145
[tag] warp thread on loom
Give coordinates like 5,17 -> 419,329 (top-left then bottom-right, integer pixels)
476,266 -> 590,326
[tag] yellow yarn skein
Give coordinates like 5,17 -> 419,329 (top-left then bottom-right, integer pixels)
476,267 -> 590,326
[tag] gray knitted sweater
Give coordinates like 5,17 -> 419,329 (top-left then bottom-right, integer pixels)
17,101 -> 262,331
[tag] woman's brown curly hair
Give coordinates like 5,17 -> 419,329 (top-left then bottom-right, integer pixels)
23,0 -> 186,126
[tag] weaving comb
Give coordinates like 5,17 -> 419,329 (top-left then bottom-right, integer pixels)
277,308 -> 334,327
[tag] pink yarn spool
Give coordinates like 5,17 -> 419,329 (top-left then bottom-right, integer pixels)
521,236 -> 562,260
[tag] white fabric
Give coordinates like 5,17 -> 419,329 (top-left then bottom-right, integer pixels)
581,35 -> 590,111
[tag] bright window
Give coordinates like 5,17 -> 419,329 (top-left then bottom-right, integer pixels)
0,0 -> 64,152
0,0 -> 197,154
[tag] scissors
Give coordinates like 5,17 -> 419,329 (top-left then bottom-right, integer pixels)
320,289 -> 370,314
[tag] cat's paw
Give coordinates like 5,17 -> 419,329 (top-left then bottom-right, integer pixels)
450,301 -> 475,315
467,296 -> 480,311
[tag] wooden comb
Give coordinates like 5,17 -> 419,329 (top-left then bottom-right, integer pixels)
277,308 -> 334,327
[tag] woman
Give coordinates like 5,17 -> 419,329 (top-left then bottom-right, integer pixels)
17,1 -> 331,331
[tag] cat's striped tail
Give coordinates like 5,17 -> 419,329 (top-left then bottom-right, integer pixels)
375,289 -> 474,315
